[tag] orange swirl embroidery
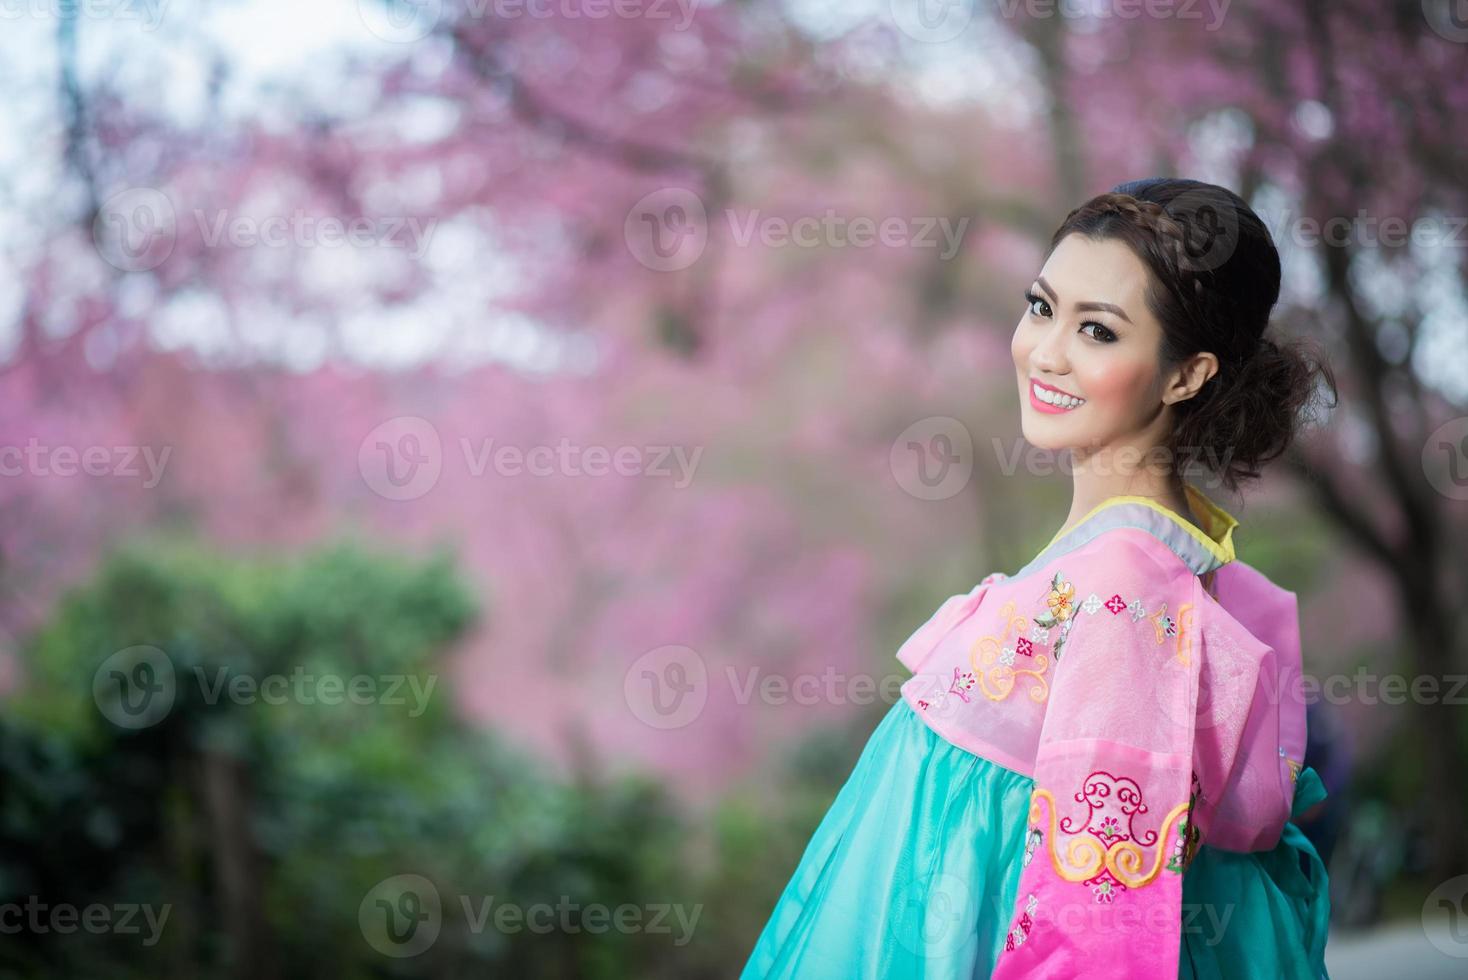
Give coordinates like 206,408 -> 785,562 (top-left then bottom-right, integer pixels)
1028,789 -> 1190,889
968,600 -> 1051,703
1172,602 -> 1195,667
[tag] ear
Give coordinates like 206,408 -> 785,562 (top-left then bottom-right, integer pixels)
1162,351 -> 1218,405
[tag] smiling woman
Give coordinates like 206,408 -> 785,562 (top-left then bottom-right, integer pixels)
740,179 -> 1339,980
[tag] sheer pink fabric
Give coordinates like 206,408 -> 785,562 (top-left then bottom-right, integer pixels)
895,506 -> 1306,978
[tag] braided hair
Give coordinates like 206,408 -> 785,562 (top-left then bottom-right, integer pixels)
1047,178 -> 1337,493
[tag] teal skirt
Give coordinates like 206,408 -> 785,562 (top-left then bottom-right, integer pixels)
740,697 -> 1330,979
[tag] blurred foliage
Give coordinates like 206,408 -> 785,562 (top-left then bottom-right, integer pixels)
0,537 -> 714,979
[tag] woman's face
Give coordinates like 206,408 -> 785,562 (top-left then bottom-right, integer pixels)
1011,233 -> 1200,465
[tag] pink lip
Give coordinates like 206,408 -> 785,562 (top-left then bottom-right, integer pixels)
1028,377 -> 1085,415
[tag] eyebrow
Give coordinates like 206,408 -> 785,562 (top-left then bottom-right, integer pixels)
1035,276 -> 1133,324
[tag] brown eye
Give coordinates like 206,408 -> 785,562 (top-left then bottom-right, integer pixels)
1081,322 -> 1118,343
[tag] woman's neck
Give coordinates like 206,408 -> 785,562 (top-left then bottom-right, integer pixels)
1057,474 -> 1196,542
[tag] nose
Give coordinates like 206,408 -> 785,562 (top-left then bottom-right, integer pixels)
1028,320 -> 1069,376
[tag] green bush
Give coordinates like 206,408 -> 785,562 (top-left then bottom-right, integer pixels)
0,537 -> 700,979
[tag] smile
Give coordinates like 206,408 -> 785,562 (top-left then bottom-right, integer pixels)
1029,379 -> 1086,413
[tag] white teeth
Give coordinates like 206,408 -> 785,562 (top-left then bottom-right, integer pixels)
1033,383 -> 1084,408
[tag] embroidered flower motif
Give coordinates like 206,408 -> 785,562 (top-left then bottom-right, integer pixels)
1004,894 -> 1040,952
1030,625 -> 1050,644
1166,771 -> 1204,874
1082,592 -> 1103,614
1029,769 -> 1192,902
1052,618 -> 1076,661
947,666 -> 976,702
1042,576 -> 1075,622
971,587 -> 1059,704
1147,603 -> 1178,643
1127,598 -> 1146,622
1104,593 -> 1127,615
1023,828 -> 1043,868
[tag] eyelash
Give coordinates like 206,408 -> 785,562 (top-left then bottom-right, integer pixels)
1024,289 -> 1118,344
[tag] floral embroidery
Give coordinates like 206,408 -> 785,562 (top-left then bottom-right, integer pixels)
1027,769 -> 1191,901
1003,893 -> 1039,952
1173,602 -> 1196,666
1039,574 -> 1075,625
1165,771 -> 1204,874
1022,828 -> 1043,868
1082,592 -> 1103,615
1127,598 -> 1146,622
969,594 -> 1052,703
915,665 -> 976,714
1147,603 -> 1178,643
1104,593 -> 1127,615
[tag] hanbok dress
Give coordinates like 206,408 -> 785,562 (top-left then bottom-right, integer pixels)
740,484 -> 1330,979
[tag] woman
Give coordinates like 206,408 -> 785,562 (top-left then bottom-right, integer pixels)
740,178 -> 1337,979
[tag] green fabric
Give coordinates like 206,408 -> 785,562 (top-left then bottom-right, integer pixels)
742,698 -> 1332,979
1178,766 -> 1331,980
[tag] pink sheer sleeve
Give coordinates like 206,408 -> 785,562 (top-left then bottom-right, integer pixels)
894,572 -> 1006,675
991,538 -> 1206,979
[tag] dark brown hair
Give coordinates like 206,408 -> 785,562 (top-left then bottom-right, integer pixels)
1047,177 -> 1338,493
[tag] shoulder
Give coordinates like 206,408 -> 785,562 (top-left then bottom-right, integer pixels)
1046,525 -> 1198,596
